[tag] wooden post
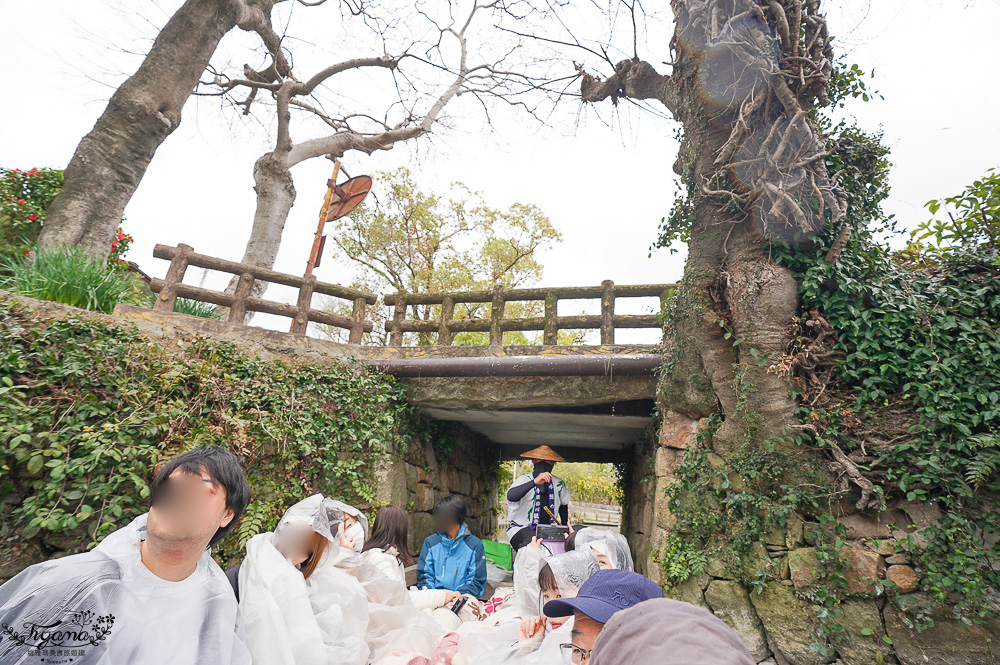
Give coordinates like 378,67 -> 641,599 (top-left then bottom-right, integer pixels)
153,244 -> 193,312
490,284 -> 505,346
305,161 -> 340,277
389,297 -> 406,347
438,296 -> 455,346
600,280 -> 615,345
543,291 -> 558,345
227,273 -> 255,324
290,274 -> 316,335
349,296 -> 367,344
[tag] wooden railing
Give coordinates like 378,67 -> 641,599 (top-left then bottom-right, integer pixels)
383,281 -> 675,346
150,244 -> 376,341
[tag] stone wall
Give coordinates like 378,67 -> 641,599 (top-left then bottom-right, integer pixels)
626,410 -> 1000,665
377,424 -> 502,553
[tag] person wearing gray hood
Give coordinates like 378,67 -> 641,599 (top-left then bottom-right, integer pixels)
590,598 -> 755,665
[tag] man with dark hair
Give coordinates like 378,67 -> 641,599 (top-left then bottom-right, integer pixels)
149,446 -> 252,549
0,447 -> 252,664
544,569 -> 665,664
417,495 -> 487,598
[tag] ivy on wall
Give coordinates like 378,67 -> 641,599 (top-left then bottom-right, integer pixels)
774,171 -> 1000,620
0,297 -> 412,567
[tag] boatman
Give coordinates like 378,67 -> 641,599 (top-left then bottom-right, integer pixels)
505,445 -> 572,552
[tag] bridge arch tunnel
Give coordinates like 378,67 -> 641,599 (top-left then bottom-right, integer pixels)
370,347 -> 662,567
421,399 -> 656,464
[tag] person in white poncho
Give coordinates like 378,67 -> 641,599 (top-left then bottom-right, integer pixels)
454,549 -> 600,665
238,494 -> 444,665
571,529 -> 634,571
0,447 -> 253,665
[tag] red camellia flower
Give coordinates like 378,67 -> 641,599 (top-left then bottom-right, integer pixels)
28,214 -> 37,221
16,199 -> 25,204
111,240 -> 119,248
117,232 -> 125,241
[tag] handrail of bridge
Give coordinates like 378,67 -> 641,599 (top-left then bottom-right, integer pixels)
383,281 -> 676,346
149,244 -> 377,340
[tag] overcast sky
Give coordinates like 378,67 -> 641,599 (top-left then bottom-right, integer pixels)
2,0 -> 998,342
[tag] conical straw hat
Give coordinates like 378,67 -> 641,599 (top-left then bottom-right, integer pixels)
520,445 -> 566,463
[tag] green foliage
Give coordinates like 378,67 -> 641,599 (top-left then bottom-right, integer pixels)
414,417 -> 461,459
773,148 -> 1000,619
827,62 -> 883,110
652,128 -> 696,254
0,167 -> 63,261
173,297 -> 223,319
0,244 -> 148,313
914,167 -> 1000,265
661,415 -> 824,585
659,534 -> 707,583
0,299 -> 412,566
556,463 -> 623,505
965,433 -> 1000,490
325,167 -> 562,345
653,178 -> 695,255
796,517 -> 854,657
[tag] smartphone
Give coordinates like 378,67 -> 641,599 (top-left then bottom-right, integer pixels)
451,596 -> 470,615
536,524 -> 569,541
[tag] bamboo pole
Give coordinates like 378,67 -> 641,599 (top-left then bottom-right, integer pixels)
305,160 -> 341,277
294,161 -> 340,333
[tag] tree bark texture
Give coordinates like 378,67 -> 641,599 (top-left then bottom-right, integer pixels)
38,0 -> 282,259
583,0 -> 844,456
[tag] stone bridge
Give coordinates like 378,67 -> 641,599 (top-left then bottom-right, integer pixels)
147,244 -> 672,464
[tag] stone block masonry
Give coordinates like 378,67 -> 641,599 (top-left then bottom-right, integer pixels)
377,425 -> 501,552
626,408 -> 1000,665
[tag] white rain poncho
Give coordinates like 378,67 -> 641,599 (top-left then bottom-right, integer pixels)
0,512 -> 250,665
574,529 -> 634,571
512,545 -> 545,618
455,550 -> 599,665
238,494 -> 441,665
354,553 -> 443,662
239,494 -> 371,665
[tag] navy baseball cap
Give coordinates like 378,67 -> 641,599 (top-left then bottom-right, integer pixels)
544,569 -> 665,624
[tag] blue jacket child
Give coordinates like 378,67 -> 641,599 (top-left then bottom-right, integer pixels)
417,495 -> 487,598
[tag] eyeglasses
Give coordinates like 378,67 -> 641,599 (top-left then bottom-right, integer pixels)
560,642 -> 591,664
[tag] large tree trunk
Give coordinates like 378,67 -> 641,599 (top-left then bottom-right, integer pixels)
583,0 -> 844,455
38,0 -> 276,259
236,153 -> 298,296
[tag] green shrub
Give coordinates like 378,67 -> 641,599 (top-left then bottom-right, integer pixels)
558,462 -> 624,505
774,162 -> 1000,621
0,298 -> 412,567
0,244 -> 146,313
0,167 -> 63,261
